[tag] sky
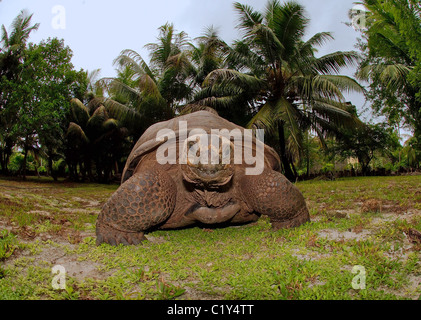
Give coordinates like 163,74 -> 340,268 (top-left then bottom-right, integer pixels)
0,0 -> 370,118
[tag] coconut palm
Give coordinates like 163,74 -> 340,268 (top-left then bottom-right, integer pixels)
353,0 -> 418,133
66,98 -> 130,182
101,22 -> 195,128
0,10 -> 39,79
193,0 -> 364,180
180,26 -> 235,115
189,26 -> 229,86
402,136 -> 420,170
0,10 -> 39,173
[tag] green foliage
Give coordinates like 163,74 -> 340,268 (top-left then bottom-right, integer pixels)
1,3 -> 418,182
1,176 -> 420,300
333,123 -> 400,174
402,136 -> 421,169
7,153 -> 24,174
0,10 -> 39,173
191,0 -> 364,180
0,11 -> 86,179
321,163 -> 334,174
0,230 -> 17,261
66,98 -> 132,182
355,0 -> 421,139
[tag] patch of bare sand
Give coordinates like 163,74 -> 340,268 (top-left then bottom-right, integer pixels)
317,228 -> 372,241
5,239 -> 114,282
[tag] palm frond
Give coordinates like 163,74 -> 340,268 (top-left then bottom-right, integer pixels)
357,62 -> 412,91
378,63 -> 412,90
70,98 -> 89,125
226,40 -> 266,74
101,98 -> 140,122
310,97 -> 353,119
203,68 -> 265,89
274,98 -> 303,150
309,75 -> 365,100
87,97 -> 107,114
304,32 -> 334,49
114,49 -> 156,81
9,10 -> 39,46
312,51 -> 360,74
233,2 -> 264,35
308,99 -> 360,134
1,25 -> 9,48
251,23 -> 285,60
87,105 -> 109,131
165,51 -> 196,79
193,91 -> 241,110
103,118 -> 119,131
290,75 -> 341,101
247,102 -> 273,128
272,1 -> 308,56
114,55 -> 146,80
99,77 -> 142,106
145,23 -> 190,72
67,122 -> 89,144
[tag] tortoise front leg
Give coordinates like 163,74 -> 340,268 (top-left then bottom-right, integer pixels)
96,168 -> 177,246
240,170 -> 310,229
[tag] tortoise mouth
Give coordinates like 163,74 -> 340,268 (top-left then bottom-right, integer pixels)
182,163 -> 234,187
180,133 -> 235,186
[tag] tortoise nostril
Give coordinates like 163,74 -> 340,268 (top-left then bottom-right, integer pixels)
193,163 -> 223,175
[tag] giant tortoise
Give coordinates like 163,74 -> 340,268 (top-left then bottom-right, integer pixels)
96,111 -> 310,245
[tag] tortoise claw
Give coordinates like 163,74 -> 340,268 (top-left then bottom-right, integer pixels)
96,221 -> 147,246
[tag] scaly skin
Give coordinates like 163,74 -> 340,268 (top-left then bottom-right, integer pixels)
96,168 -> 176,245
239,169 -> 310,229
96,111 -> 310,246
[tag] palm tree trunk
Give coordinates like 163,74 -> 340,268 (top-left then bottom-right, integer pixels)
48,155 -> 58,181
278,120 -> 296,182
22,142 -> 29,180
0,150 -> 6,174
306,149 -> 310,178
305,133 -> 310,178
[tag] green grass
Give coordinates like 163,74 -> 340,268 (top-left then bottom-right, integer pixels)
0,175 -> 420,300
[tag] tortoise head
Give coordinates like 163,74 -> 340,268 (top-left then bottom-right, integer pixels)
180,133 -> 234,187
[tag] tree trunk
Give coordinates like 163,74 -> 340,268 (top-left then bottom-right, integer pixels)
359,157 -> 370,176
306,154 -> 310,178
0,150 -> 5,174
1,138 -> 13,175
48,155 -> 58,181
278,120 -> 296,182
305,135 -> 310,178
22,144 -> 28,180
114,160 -> 119,175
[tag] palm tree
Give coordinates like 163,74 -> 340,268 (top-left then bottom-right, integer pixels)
101,23 -> 233,137
353,0 -> 418,134
66,98 -> 130,182
189,26 -> 229,87
402,136 -> 420,170
193,0 -> 364,180
101,22 -> 195,127
0,10 -> 39,174
101,49 -> 172,138
0,10 -> 39,79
